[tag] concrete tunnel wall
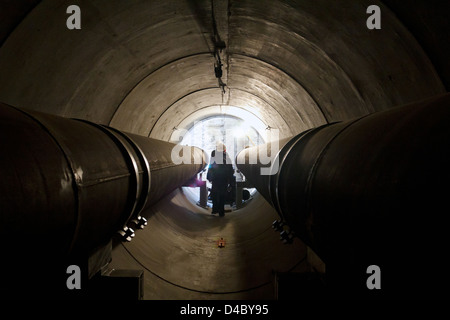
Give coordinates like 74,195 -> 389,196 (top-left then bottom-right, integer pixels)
0,0 -> 448,299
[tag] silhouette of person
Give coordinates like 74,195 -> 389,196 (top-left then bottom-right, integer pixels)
207,142 -> 234,217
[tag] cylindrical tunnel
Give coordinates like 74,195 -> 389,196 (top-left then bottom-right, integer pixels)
1,0 -> 449,301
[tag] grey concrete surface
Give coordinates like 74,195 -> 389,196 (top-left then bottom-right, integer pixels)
0,0 -> 447,299
0,0 -> 444,137
110,189 -> 309,299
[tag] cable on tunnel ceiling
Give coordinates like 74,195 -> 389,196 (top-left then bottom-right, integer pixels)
211,0 -> 227,95
120,242 -> 307,295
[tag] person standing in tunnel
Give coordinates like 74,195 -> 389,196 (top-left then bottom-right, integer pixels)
207,142 -> 234,217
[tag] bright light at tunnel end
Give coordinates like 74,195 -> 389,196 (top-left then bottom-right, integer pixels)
170,121 -> 280,175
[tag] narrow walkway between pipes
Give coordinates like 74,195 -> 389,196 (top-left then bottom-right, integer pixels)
109,188 -> 317,299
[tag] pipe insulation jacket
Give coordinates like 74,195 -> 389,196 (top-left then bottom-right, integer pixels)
0,102 -> 206,260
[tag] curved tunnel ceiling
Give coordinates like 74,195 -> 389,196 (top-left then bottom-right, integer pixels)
0,0 -> 445,140
0,0 -> 448,299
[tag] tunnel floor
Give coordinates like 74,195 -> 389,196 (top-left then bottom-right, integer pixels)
109,188 -> 309,300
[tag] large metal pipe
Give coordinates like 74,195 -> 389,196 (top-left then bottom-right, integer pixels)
0,102 -> 206,294
237,93 -> 450,298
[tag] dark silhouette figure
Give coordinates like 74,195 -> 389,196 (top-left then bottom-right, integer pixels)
207,144 -> 234,217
